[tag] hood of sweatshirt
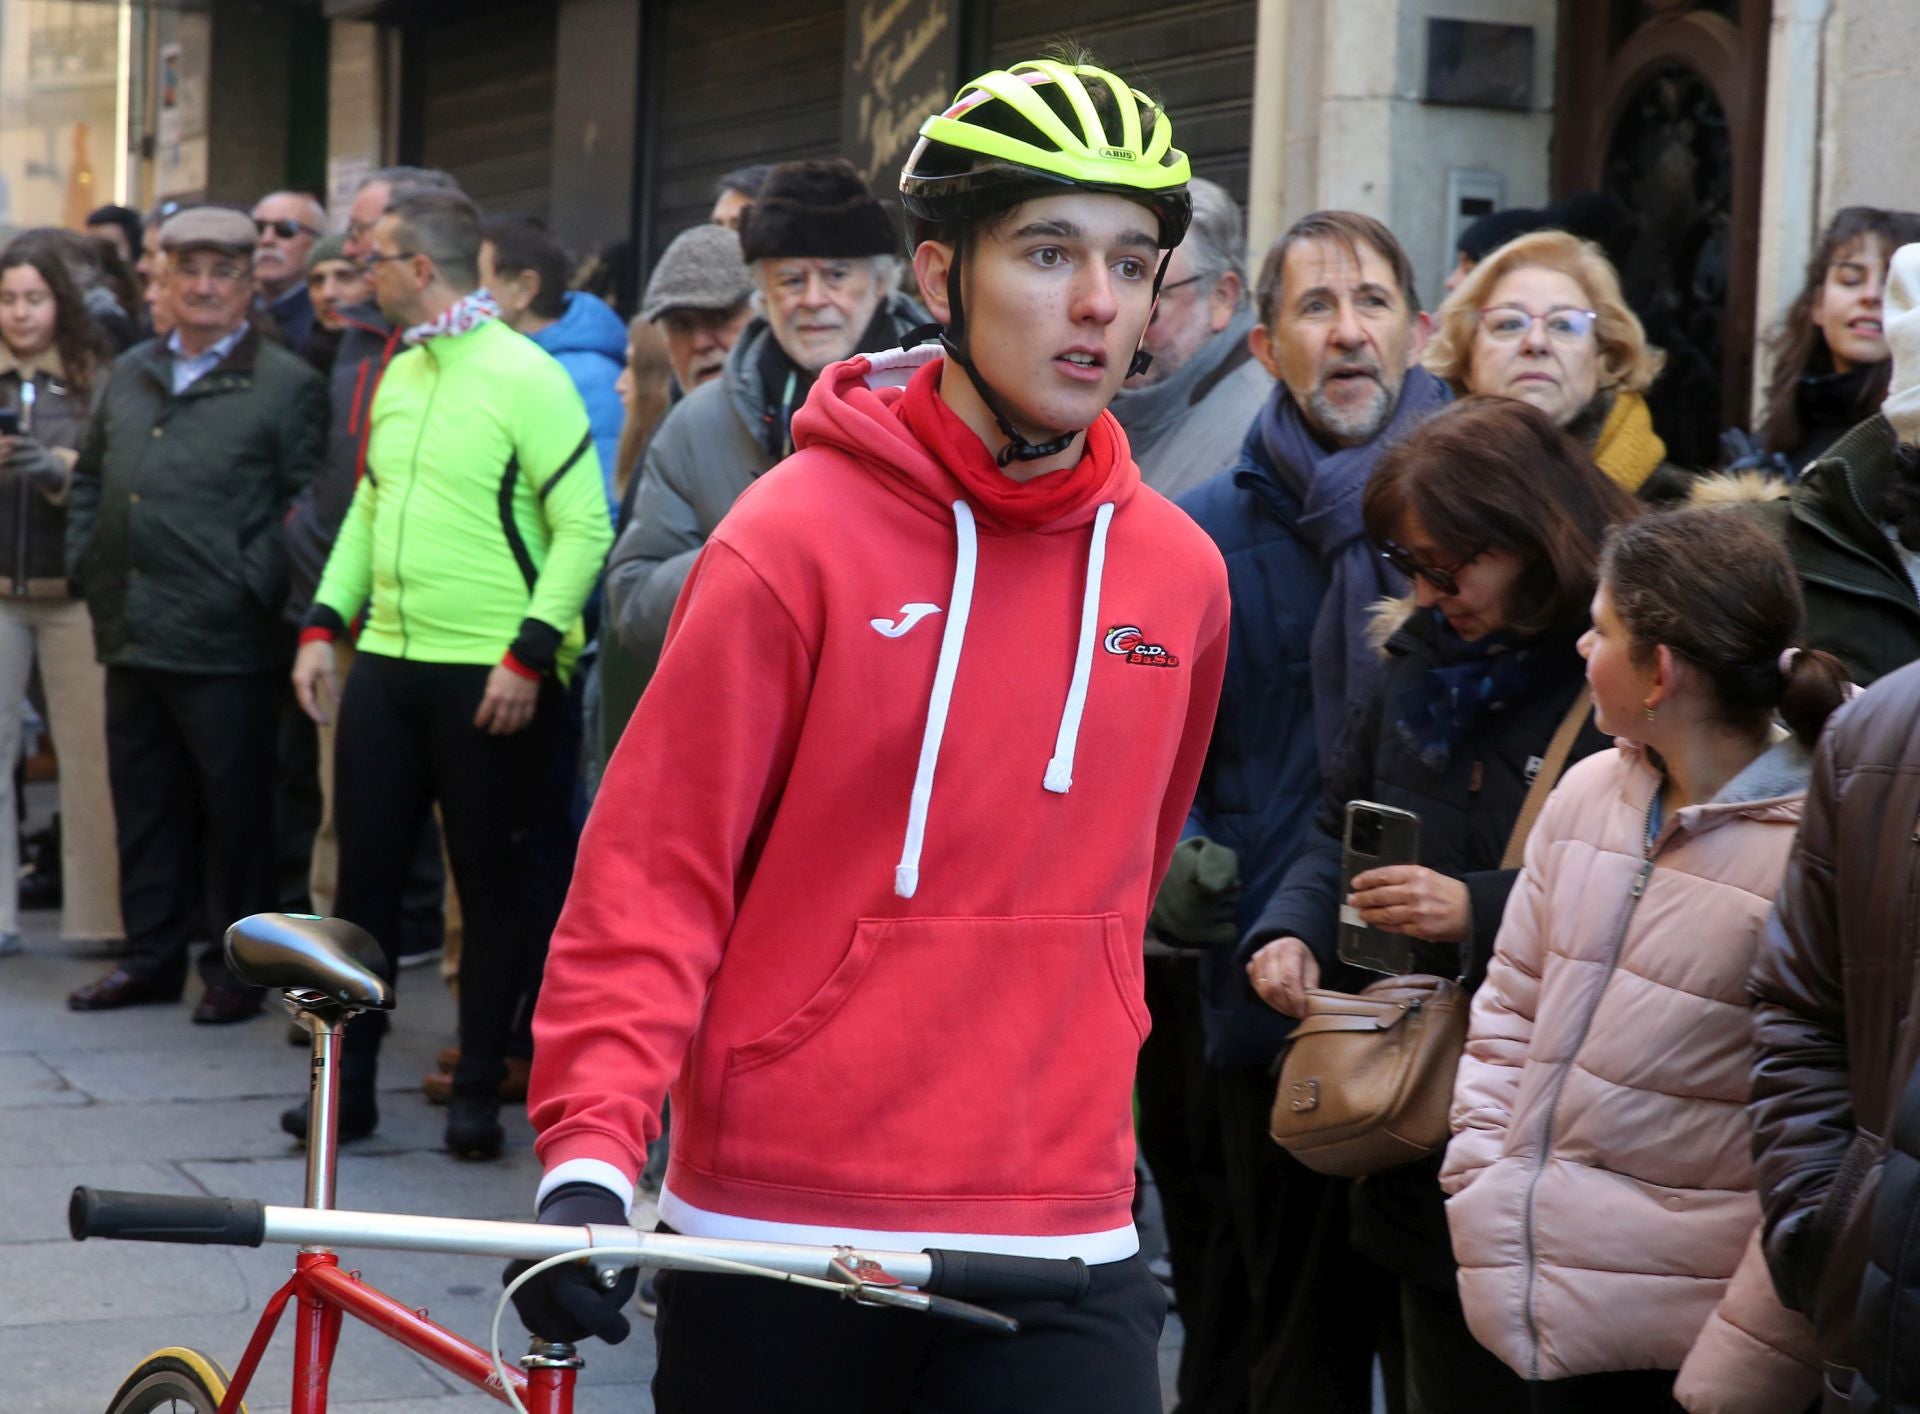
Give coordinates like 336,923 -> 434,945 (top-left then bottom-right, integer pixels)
788,344 -> 1149,896
791,343 -> 1140,535
531,290 -> 628,363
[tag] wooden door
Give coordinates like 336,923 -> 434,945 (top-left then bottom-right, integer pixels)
1554,0 -> 1771,466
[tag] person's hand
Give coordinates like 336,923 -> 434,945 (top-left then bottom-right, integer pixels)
291,639 -> 339,725
1149,837 -> 1242,947
504,1183 -> 637,1345
1247,936 -> 1319,1017
474,664 -> 539,735
1347,865 -> 1470,942
1,434 -> 65,495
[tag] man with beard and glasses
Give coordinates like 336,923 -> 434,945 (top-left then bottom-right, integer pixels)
1111,177 -> 1271,500
602,158 -> 925,692
1138,210 -> 1449,1414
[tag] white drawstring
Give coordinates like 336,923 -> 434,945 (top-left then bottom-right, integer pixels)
1044,502 -> 1114,794
894,501 -> 977,899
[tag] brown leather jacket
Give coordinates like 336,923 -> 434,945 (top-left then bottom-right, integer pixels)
1749,659 -> 1920,1407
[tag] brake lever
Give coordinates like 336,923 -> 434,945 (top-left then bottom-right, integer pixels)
830,1252 -> 1020,1335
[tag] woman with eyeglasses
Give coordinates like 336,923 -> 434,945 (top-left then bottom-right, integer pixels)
1242,396 -> 1639,1413
0,232 -> 123,956
1424,230 -> 1690,502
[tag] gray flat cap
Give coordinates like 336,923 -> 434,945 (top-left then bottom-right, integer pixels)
160,207 -> 257,256
641,224 -> 753,321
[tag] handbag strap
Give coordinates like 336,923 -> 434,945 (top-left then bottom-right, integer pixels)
1501,686 -> 1592,870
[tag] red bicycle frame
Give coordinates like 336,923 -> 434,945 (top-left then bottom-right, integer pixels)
214,1250 -> 575,1414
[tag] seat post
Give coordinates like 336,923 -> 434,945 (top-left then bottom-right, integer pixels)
302,1012 -> 346,1214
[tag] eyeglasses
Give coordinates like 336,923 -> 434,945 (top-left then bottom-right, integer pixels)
255,218 -> 318,241
1476,305 -> 1598,344
359,249 -> 418,273
1379,540 -> 1482,597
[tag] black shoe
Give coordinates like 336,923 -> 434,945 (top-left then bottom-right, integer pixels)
445,1096 -> 503,1159
67,967 -> 182,1011
191,982 -> 265,1025
280,1082 -> 379,1144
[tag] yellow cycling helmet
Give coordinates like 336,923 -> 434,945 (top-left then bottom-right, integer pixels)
900,59 -> 1192,249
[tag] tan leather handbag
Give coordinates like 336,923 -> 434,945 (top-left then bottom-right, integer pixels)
1268,975 -> 1468,1176
1268,687 -> 1591,1178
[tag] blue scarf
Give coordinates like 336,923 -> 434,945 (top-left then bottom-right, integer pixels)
1393,609 -> 1564,770
1257,366 -> 1452,769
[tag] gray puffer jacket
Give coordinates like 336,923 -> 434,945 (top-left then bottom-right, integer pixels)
603,291 -> 925,687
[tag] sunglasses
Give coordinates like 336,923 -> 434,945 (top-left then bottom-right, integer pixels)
255,218 -> 318,241
1379,540 -> 1482,597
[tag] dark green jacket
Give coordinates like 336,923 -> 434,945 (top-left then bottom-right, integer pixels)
67,326 -> 326,674
1752,415 -> 1920,687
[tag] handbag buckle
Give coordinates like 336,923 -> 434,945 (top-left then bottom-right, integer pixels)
1289,1078 -> 1320,1113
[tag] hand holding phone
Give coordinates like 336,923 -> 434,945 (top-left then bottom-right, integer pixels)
1338,801 -> 1421,975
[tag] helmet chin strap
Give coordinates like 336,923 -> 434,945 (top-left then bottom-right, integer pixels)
923,246 -> 1176,469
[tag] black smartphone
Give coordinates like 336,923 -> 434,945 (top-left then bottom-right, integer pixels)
0,409 -> 18,437
1337,800 -> 1422,975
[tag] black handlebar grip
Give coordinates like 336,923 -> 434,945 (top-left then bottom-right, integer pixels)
920,1249 -> 1092,1304
69,1186 -> 266,1247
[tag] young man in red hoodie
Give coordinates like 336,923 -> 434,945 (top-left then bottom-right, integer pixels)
514,58 -> 1230,1411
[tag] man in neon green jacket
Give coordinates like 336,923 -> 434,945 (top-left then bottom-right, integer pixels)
291,189 -> 612,1155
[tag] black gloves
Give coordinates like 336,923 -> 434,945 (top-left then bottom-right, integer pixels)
1149,837 -> 1242,948
2,436 -> 66,497
504,1182 -> 638,1345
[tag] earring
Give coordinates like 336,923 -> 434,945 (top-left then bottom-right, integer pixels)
1643,699 -> 1656,721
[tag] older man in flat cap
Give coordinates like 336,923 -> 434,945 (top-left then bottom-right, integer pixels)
64,206 -> 326,1024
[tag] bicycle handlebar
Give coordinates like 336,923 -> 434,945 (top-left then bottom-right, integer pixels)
921,1248 -> 1091,1304
70,1187 -> 266,1247
69,1187 -> 1091,1307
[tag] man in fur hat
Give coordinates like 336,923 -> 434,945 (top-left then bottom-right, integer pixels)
603,159 -> 925,690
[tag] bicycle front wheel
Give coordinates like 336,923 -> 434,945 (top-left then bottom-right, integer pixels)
104,1347 -> 243,1414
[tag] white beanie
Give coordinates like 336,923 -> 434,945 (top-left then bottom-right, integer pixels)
1882,242 -> 1920,441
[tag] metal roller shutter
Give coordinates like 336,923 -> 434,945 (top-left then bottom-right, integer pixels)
411,4 -> 557,220
642,0 -> 846,270
983,0 -> 1257,206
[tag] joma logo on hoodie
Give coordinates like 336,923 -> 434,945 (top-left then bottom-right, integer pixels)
1103,625 -> 1180,667
870,603 -> 943,638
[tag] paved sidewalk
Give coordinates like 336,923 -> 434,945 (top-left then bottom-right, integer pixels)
0,912 -> 658,1412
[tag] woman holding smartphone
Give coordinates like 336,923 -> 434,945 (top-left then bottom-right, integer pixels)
1243,395 -> 1638,1411
1441,508 -> 1834,1412
0,231 -> 121,956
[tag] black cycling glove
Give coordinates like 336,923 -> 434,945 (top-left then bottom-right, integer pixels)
504,1182 -> 638,1345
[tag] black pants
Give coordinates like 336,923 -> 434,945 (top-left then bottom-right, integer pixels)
1136,954 -> 1252,1414
653,1249 -> 1167,1413
1216,1064 -> 1399,1414
1399,1269 -> 1530,1414
1526,1368 -> 1680,1413
331,653 -> 570,1093
106,667 -> 278,991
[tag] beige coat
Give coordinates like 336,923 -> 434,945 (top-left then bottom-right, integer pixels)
1441,740 -> 1820,1409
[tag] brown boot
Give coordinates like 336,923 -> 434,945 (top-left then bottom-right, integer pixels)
422,1055 -> 529,1105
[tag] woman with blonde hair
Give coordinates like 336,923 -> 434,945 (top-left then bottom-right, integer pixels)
1426,229 -> 1690,501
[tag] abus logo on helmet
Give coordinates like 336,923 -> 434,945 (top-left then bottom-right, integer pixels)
1103,625 -> 1180,668
1099,147 -> 1136,161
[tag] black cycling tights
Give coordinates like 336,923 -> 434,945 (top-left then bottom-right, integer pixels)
330,651 -> 573,1096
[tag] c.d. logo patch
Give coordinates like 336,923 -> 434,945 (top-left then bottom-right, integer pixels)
1103,625 -> 1180,668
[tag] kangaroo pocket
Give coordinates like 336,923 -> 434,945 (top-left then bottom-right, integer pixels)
717,913 -> 1150,1203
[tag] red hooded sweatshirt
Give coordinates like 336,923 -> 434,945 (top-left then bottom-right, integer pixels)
530,346 -> 1229,1259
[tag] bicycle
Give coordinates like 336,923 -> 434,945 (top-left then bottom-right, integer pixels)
70,912 -> 1093,1414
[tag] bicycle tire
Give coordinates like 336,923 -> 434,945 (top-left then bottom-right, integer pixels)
104,1346 -> 244,1414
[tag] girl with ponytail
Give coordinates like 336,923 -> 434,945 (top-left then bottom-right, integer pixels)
1440,506 -> 1837,1413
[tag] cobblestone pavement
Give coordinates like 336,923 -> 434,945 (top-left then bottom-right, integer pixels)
1,877 -> 1183,1411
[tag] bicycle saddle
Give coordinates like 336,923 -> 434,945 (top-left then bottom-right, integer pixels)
223,912 -> 393,1011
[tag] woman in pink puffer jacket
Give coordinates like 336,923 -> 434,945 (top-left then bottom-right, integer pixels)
1441,508 -> 1846,1414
